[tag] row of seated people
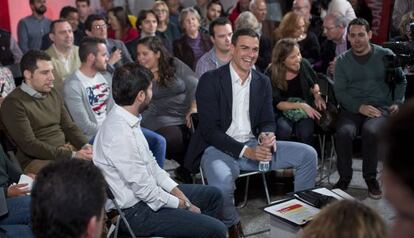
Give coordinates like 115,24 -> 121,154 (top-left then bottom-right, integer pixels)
5,93 -> 414,238
0,27 -> 317,238
2,16 -> 410,238
0,13 -> 407,196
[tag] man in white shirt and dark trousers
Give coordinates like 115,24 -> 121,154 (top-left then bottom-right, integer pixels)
93,63 -> 226,237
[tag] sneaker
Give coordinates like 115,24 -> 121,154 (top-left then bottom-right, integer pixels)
332,179 -> 350,191
366,178 -> 382,200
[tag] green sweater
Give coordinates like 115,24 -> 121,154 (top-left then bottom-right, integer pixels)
334,44 -> 406,114
0,88 -> 87,169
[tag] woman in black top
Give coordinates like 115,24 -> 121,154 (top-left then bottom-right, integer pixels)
267,38 -> 325,145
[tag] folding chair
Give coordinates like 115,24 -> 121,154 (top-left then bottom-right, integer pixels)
106,187 -> 136,238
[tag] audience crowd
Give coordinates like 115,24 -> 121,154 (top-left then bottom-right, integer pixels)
0,0 -> 412,237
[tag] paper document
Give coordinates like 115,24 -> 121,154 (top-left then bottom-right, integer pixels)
264,198 -> 320,225
18,174 -> 34,191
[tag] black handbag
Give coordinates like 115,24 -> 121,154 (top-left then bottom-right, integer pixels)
317,101 -> 338,133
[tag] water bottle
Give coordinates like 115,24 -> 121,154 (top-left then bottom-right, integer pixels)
259,161 -> 271,172
258,132 -> 276,172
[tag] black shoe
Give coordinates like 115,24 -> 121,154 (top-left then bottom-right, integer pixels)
333,179 -> 350,191
365,178 -> 382,200
174,166 -> 193,183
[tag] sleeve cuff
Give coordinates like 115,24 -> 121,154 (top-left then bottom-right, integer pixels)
165,194 -> 180,209
239,145 -> 248,158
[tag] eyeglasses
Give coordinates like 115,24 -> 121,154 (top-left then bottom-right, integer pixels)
92,24 -> 108,30
323,26 -> 337,32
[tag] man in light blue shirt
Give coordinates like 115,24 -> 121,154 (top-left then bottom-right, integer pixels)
195,17 -> 233,78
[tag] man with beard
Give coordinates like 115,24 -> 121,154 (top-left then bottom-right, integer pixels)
64,37 -> 167,168
0,50 -> 92,174
333,18 -> 406,199
63,37 -> 112,141
46,20 -> 81,92
17,0 -> 52,53
93,63 -> 227,237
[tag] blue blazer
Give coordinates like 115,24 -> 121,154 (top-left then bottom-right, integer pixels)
184,64 -> 276,172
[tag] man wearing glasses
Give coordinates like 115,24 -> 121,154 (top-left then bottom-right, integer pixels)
84,14 -> 132,73
320,12 -> 349,75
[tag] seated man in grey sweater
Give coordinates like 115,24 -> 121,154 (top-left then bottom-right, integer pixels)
63,37 -> 166,167
333,18 -> 406,199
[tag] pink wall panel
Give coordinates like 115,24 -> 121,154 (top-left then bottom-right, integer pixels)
8,0 -> 75,38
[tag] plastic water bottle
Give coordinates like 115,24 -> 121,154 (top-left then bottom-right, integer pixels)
258,132 -> 276,172
259,161 -> 271,172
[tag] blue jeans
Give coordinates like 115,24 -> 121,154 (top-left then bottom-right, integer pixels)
120,184 -> 227,237
0,196 -> 34,238
201,139 -> 317,227
142,128 -> 166,168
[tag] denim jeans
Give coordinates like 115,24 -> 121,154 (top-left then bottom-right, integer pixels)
276,116 -> 315,146
201,139 -> 317,227
141,128 -> 167,168
120,184 -> 227,237
0,195 -> 34,238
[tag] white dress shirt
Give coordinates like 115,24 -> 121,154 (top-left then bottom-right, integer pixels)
93,104 -> 179,212
226,63 -> 255,157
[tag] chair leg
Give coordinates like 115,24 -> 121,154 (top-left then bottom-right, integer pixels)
200,167 -> 206,185
317,134 -> 326,183
327,135 -> 336,186
261,173 -> 271,204
236,176 -> 250,209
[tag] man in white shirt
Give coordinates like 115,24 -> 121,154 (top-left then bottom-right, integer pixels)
184,28 -> 318,238
93,63 -> 226,237
64,37 -> 167,168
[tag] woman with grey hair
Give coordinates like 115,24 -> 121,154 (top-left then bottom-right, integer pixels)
173,7 -> 212,71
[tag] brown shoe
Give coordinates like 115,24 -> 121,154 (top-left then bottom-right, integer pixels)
228,222 -> 244,238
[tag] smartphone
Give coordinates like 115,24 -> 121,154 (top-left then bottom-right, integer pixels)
111,46 -> 118,53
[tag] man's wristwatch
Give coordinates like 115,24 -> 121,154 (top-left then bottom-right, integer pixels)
184,200 -> 191,210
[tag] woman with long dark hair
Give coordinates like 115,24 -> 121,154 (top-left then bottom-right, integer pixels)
267,38 -> 325,146
136,36 -> 197,182
107,6 -> 139,43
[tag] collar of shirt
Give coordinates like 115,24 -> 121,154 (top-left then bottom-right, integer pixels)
53,44 -> 73,60
113,104 -> 140,128
229,62 -> 252,86
20,82 -> 46,99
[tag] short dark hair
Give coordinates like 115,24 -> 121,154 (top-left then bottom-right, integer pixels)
20,50 -> 51,76
231,27 -> 259,45
76,0 -> 90,6
60,6 -> 78,19
136,9 -> 159,28
79,36 -> 106,62
32,159 -> 106,238
112,62 -> 153,106
207,0 -> 224,15
209,17 -> 231,37
347,17 -> 371,33
49,19 -> 69,34
381,99 -> 414,193
85,14 -> 106,31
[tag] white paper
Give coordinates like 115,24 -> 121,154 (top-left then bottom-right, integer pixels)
18,174 -> 34,191
264,198 -> 320,225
